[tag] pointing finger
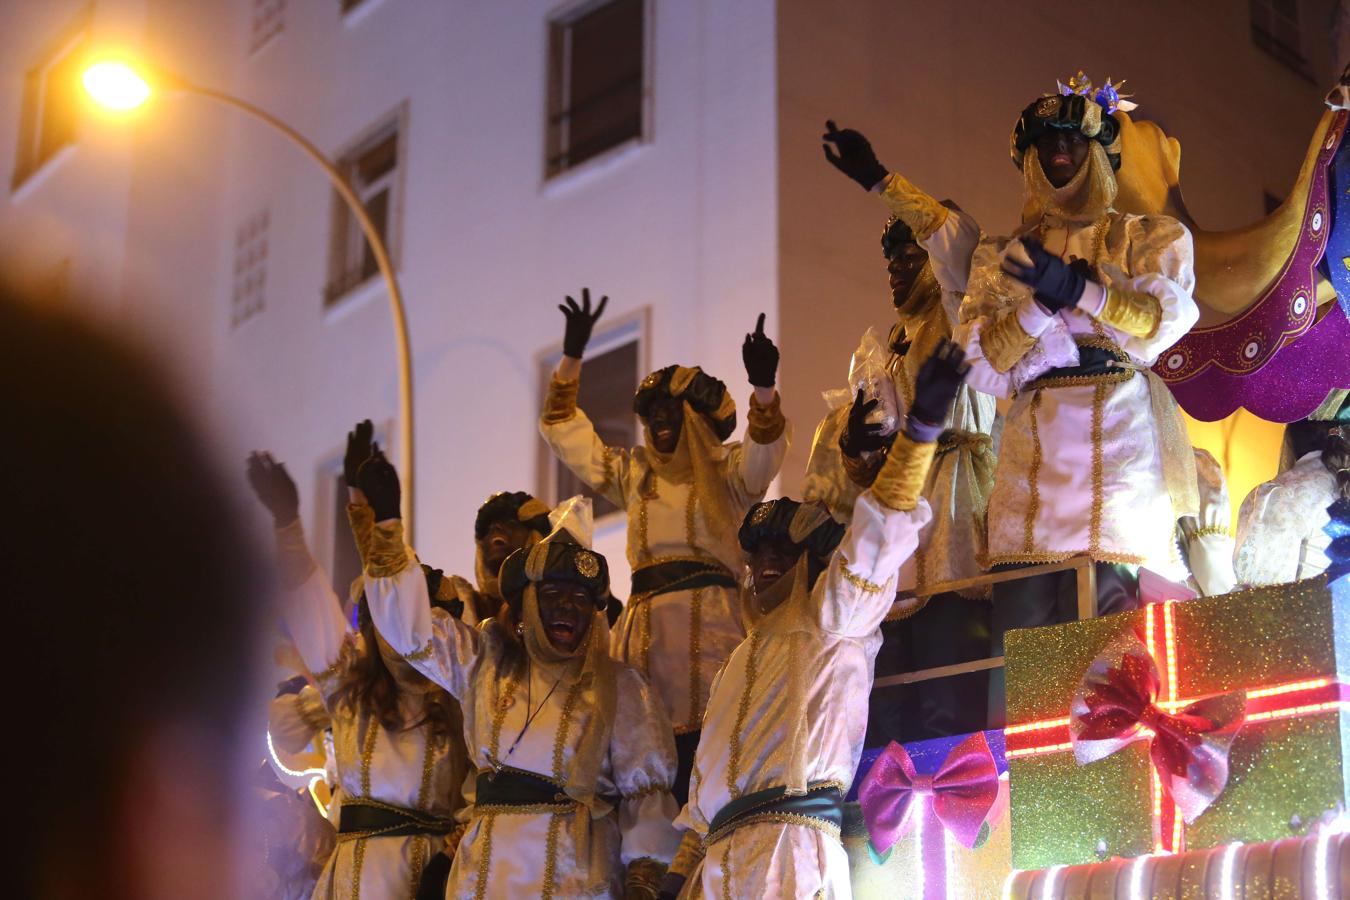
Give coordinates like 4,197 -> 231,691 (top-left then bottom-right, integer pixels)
754,312 -> 766,336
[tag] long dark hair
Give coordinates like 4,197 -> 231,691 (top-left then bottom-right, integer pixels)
329,596 -> 457,743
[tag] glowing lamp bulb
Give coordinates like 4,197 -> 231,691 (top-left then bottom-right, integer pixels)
82,62 -> 152,111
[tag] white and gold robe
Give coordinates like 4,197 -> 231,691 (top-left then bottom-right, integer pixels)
916,199 -> 1198,578
363,522 -> 683,898
275,522 -> 467,900
674,487 -> 932,898
1235,450 -> 1337,586
1186,448 -> 1237,597
540,390 -> 789,733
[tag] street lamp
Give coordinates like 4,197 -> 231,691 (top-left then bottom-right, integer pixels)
81,58 -> 417,537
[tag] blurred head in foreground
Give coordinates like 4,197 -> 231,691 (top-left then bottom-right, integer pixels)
3,284 -> 263,900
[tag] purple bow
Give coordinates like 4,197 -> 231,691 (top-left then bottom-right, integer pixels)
859,731 -> 999,852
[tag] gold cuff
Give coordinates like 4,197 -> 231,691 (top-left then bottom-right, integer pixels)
841,447 -> 885,488
275,518 -> 318,589
624,857 -> 667,899
542,375 -> 580,424
668,830 -> 705,879
346,502 -> 376,566
1191,524 -> 1230,539
980,310 -> 1037,373
746,390 -> 786,444
366,520 -> 414,579
880,172 -> 949,240
870,431 -> 936,511
1098,286 -> 1163,338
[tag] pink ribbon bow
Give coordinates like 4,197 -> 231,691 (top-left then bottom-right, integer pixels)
859,731 -> 999,852
1070,630 -> 1246,824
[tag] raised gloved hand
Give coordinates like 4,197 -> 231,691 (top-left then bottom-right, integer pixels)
840,388 -> 891,457
822,120 -> 889,191
356,444 -> 402,522
741,313 -> 779,388
1001,238 -> 1093,313
907,339 -> 968,432
558,287 -> 608,359
344,419 -> 374,488
246,451 -> 300,527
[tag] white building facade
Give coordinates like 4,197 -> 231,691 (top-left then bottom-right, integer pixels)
0,0 -> 1341,596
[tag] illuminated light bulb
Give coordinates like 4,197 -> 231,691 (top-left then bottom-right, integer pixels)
82,61 -> 152,111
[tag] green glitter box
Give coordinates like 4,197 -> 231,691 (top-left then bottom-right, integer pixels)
1003,576 -> 1350,870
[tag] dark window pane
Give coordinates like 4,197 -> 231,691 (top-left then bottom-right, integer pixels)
359,187 -> 390,282
356,132 -> 398,185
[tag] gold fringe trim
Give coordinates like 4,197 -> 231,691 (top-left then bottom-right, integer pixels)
1192,525 -> 1231,539
542,375 -> 580,425
871,432 -> 936,512
726,630 -> 762,799
365,521 -> 413,579
984,549 -> 1145,567
1099,286 -> 1163,339
402,638 -> 435,663
472,812 -> 496,900
1022,390 -> 1043,553
1089,382 -> 1107,555
981,310 -> 1037,374
704,810 -> 843,849
487,676 -> 518,764
551,675 -> 586,780
687,587 -> 704,731
540,812 -> 563,900
350,835 -> 368,900
880,171 -> 950,240
746,390 -> 786,444
473,801 -> 575,816
275,518 -> 318,589
359,717 -> 380,797
884,594 -> 931,622
721,841 -> 735,900
837,554 -> 890,594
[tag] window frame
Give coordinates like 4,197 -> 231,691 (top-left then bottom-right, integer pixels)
323,103 -> 408,308
543,0 -> 653,181
11,16 -> 89,193
1248,0 -> 1312,81
536,306 -> 650,523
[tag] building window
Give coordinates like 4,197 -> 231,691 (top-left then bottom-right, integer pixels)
539,320 -> 643,518
325,110 -> 403,305
12,26 -> 87,190
546,0 -> 646,178
250,0 -> 285,54
1250,0 -> 1308,76
232,208 -> 270,327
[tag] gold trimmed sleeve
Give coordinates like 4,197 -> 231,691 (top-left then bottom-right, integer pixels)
746,390 -> 786,444
1097,286 -> 1163,338
624,857 -> 667,899
667,830 -> 705,880
366,520 -> 415,579
840,447 -> 885,488
345,502 -> 376,566
869,432 -> 936,512
879,171 -> 950,240
542,375 -> 580,424
979,309 -> 1038,373
275,518 -> 318,589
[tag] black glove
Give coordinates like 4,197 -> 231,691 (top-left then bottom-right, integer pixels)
741,313 -> 779,388
1002,238 -> 1092,313
822,120 -> 889,191
558,287 -> 608,359
356,444 -> 402,522
908,339 -> 969,429
839,388 -> 891,457
246,451 -> 300,527
344,419 -> 374,488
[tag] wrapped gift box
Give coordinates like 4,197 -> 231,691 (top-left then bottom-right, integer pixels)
1003,575 -> 1350,870
845,730 -> 1013,900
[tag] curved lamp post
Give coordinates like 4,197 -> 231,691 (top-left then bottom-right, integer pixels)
82,60 -> 416,536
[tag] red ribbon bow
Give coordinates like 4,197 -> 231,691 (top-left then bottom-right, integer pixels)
1070,630 -> 1245,824
858,731 -> 999,852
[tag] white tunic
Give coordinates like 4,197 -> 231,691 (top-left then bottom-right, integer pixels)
541,405 -> 789,732
929,207 -> 1198,577
279,559 -> 466,900
1235,451 -> 1336,586
364,537 -> 683,899
675,491 -> 932,898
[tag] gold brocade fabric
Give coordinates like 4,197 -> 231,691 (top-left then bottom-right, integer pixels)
980,310 -> 1037,373
879,171 -> 950,240
543,375 -> 580,424
346,502 -> 377,565
275,518 -> 319,589
1021,143 -> 1118,226
645,403 -> 739,562
870,434 -> 937,512
367,520 -> 416,579
746,391 -> 786,444
624,857 -> 667,898
1100,286 -> 1163,338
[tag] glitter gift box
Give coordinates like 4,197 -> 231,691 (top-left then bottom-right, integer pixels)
1003,576 -> 1350,870
845,730 -> 1013,900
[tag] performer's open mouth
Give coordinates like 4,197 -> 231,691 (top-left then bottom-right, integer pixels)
547,615 -> 579,643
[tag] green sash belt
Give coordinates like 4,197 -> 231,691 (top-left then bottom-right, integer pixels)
704,781 -> 844,846
338,799 -> 453,838
475,766 -> 619,811
631,558 -> 736,599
